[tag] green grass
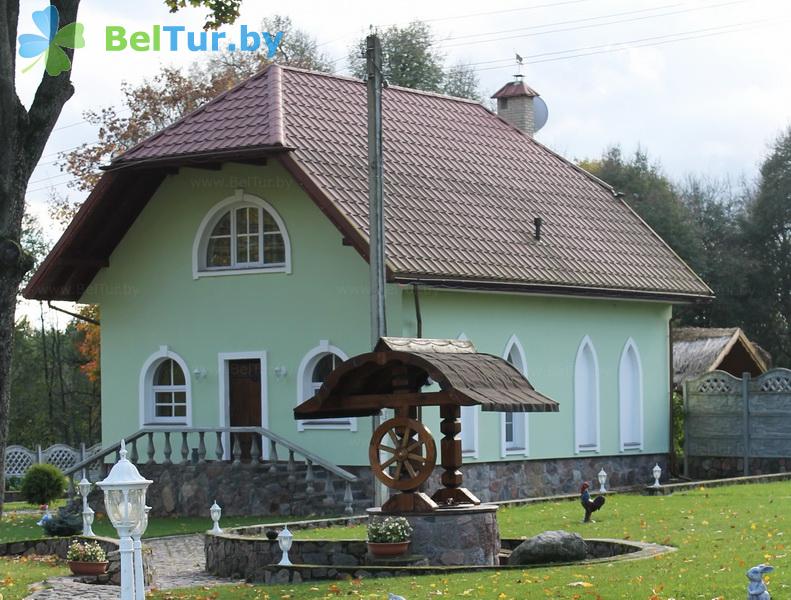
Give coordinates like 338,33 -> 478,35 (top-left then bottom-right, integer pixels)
0,511 -> 329,543
0,556 -> 68,600
149,481 -> 791,599
2,498 -> 67,512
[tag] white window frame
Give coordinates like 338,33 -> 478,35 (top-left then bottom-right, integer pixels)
296,340 -> 357,432
501,334 -> 530,458
217,351 -> 269,460
193,189 -> 292,278
574,335 -> 600,453
455,331 -> 479,458
618,338 -> 644,451
139,346 -> 192,427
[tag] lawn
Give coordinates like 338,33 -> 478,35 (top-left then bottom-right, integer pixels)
0,555 -> 68,600
148,481 -> 791,599
0,510 -> 326,542
1,498 -> 66,512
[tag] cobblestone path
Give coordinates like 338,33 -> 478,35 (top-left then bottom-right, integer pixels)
25,534 -> 239,599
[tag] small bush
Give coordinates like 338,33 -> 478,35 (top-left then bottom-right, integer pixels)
5,475 -> 22,491
21,464 -> 67,506
43,505 -> 83,537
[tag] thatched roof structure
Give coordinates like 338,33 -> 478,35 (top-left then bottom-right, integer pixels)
294,337 -> 559,420
673,327 -> 770,388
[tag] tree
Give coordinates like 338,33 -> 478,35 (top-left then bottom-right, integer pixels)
579,147 -> 705,274
348,22 -> 480,100
742,127 -> 791,364
57,15 -> 332,196
0,0 -> 242,519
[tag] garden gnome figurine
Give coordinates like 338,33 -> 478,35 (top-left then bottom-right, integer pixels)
746,564 -> 773,599
580,482 -> 605,523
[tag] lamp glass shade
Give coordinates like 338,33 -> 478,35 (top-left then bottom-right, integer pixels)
278,527 -> 293,552
597,470 -> 606,484
78,478 -> 91,496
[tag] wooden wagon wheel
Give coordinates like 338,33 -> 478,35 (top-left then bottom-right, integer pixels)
369,417 -> 437,491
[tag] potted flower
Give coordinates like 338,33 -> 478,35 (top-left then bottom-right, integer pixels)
66,539 -> 108,576
367,516 -> 412,557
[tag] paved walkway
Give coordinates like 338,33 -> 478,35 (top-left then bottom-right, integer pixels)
25,534 -> 240,599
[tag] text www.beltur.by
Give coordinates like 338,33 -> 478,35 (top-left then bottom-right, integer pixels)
105,25 -> 283,55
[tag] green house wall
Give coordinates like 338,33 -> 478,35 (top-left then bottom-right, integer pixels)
83,162 -> 672,466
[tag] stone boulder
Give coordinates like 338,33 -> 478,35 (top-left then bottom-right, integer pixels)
508,530 -> 586,565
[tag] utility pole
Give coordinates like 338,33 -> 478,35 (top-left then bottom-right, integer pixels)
366,32 -> 387,507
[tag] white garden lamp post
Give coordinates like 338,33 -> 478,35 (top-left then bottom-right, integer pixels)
652,463 -> 662,488
597,469 -> 607,494
78,478 -> 96,537
131,505 -> 151,600
210,501 -> 223,534
277,525 -> 293,566
97,440 -> 152,600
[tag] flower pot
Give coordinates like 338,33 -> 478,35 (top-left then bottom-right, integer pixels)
367,541 -> 410,557
68,560 -> 109,576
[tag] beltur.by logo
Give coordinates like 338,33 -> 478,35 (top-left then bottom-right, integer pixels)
18,5 -> 85,76
106,25 -> 283,56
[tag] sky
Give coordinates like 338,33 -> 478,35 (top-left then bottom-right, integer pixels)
13,0 -> 791,321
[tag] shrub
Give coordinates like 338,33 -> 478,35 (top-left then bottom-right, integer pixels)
66,540 -> 107,563
5,475 -> 22,491
367,516 -> 413,543
21,464 -> 67,506
43,505 -> 83,537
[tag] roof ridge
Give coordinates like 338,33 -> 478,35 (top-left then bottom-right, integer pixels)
279,64 -> 483,105
113,63 -> 282,165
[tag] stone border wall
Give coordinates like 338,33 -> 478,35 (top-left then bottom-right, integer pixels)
0,535 -> 153,586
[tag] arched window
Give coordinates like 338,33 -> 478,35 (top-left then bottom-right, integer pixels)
193,190 -> 291,278
456,332 -> 479,458
502,335 -> 529,457
139,346 -> 192,426
619,339 -> 644,451
297,341 -> 356,431
574,336 -> 600,452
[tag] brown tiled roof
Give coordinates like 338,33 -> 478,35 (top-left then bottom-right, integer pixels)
25,65 -> 712,301
491,80 -> 539,99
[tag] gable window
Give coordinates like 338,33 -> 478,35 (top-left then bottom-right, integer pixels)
139,346 -> 192,426
619,339 -> 644,451
574,336 -> 600,452
297,341 -> 357,431
502,335 -> 529,457
194,190 -> 291,278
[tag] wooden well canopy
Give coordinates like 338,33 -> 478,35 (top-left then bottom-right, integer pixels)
294,337 -> 558,420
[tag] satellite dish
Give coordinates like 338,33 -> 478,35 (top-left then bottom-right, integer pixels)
533,96 -> 549,133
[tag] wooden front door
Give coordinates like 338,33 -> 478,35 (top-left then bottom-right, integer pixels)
229,359 -> 262,461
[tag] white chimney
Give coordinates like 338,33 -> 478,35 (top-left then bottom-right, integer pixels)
491,75 -> 541,137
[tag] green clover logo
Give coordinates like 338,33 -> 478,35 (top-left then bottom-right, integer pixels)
18,6 -> 85,76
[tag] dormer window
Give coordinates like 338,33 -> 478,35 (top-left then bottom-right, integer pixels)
194,190 -> 291,278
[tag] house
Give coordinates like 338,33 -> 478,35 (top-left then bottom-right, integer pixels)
672,327 -> 770,390
24,65 -> 713,509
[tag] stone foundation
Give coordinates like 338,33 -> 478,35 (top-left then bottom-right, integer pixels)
686,456 -> 791,480
368,505 -> 500,566
424,453 -> 669,502
132,462 -> 374,517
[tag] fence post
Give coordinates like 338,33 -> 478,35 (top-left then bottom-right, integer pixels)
36,445 -> 42,464
80,443 -> 86,481
742,372 -> 750,477
683,381 -> 689,479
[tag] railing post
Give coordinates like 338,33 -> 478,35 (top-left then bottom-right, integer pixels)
743,372 -> 751,477
146,432 -> 155,465
268,441 -> 278,474
232,434 -> 242,466
198,432 -> 207,464
181,433 -> 189,464
163,432 -> 172,465
287,450 -> 296,484
323,477 -> 335,506
215,432 -> 224,461
130,439 -> 139,464
250,435 -> 261,464
343,482 -> 354,515
305,460 -> 315,495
